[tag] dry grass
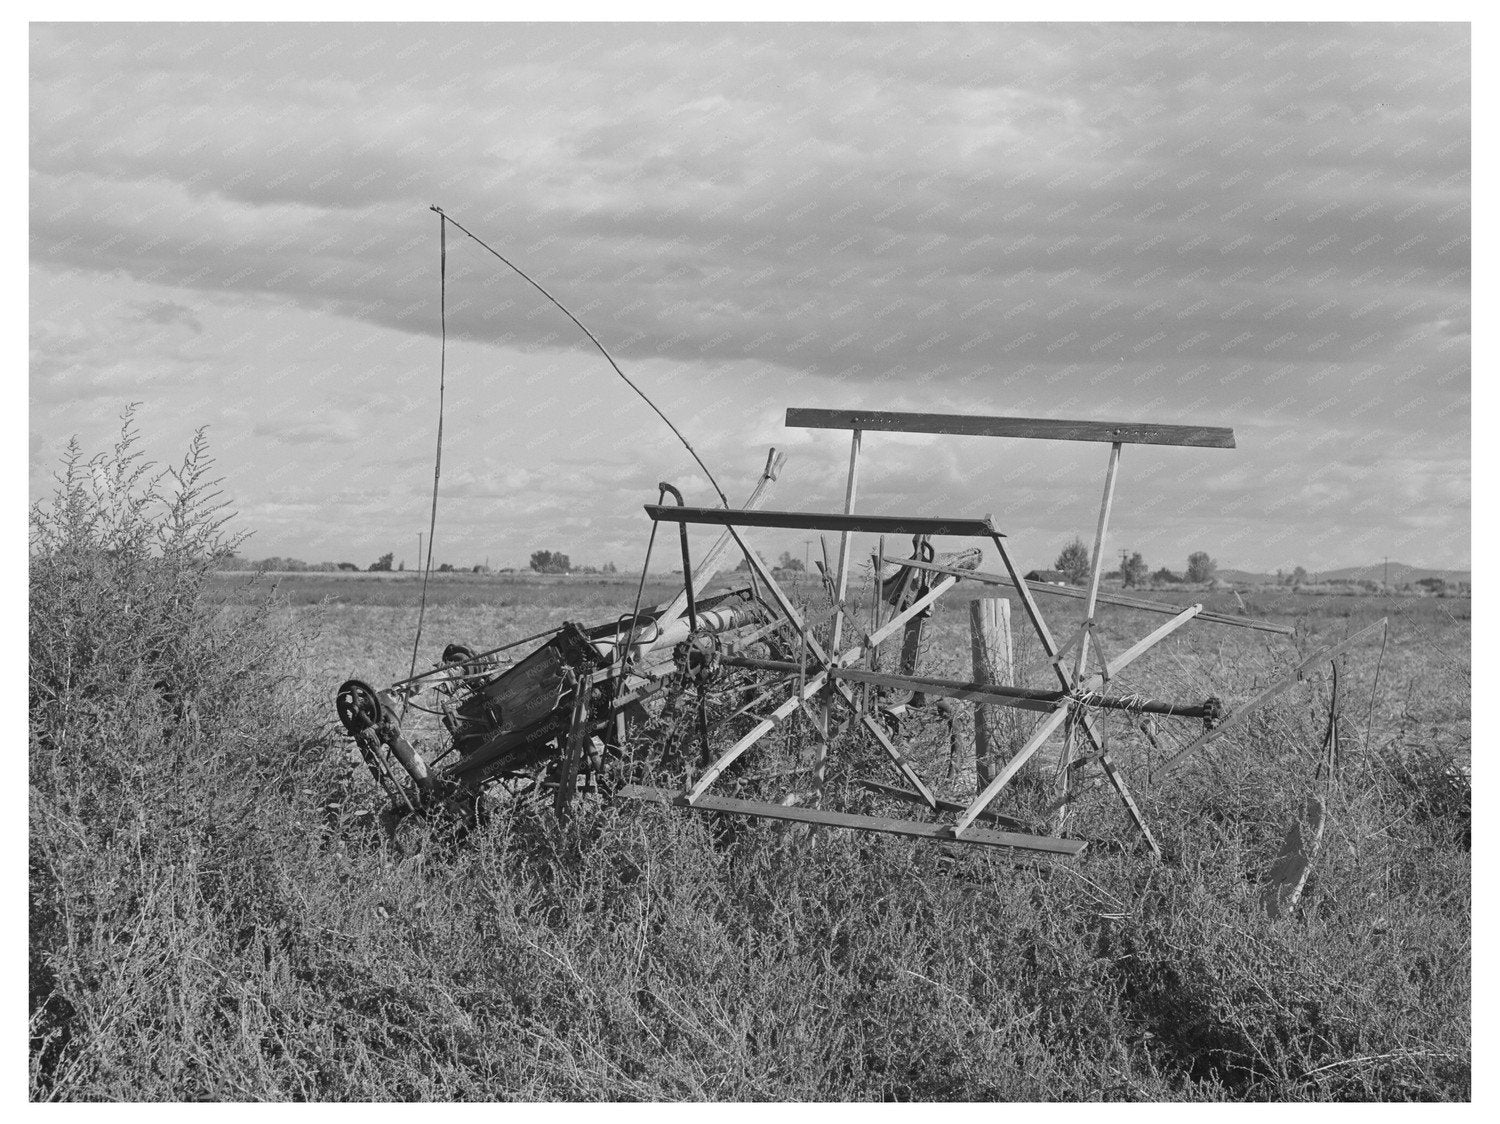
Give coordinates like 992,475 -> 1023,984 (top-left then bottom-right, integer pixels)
30,423 -> 1470,1101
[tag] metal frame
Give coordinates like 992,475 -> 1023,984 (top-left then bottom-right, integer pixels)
339,212 -> 1389,868
347,405 -> 1384,864
618,408 -> 1280,858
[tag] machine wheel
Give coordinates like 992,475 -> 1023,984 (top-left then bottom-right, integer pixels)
336,679 -> 384,736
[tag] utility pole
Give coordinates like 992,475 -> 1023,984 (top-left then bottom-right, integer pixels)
1384,556 -> 1389,587
804,539 -> 812,572
417,532 -> 423,572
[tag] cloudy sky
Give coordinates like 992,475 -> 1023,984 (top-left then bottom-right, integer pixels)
29,22 -> 1469,576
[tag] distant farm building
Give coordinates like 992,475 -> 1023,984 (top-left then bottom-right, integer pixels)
1025,569 -> 1071,585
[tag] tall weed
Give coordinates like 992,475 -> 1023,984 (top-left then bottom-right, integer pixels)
29,410 -> 324,1098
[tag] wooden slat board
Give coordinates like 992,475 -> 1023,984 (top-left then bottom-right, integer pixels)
644,505 -> 999,537
786,408 -> 1235,449
615,784 -> 1086,856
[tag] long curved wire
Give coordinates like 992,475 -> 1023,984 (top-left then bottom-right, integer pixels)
430,204 -> 730,508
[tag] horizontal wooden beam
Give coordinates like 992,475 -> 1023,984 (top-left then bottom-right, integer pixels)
786,408 -> 1235,449
615,784 -> 1085,856
645,505 -> 1000,537
882,556 -> 1294,636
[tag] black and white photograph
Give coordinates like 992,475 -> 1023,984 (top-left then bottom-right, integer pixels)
27,14 -> 1473,1102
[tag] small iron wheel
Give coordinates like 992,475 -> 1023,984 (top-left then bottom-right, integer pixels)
336,679 -> 384,736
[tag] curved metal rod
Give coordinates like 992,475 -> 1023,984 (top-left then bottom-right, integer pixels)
430,205 -> 730,507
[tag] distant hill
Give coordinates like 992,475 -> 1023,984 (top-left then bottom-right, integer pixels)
1209,562 -> 1469,587
1315,562 -> 1469,585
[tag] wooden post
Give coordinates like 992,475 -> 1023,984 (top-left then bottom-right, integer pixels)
969,597 -> 1014,788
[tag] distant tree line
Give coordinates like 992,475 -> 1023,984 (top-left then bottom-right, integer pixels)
1051,539 -> 1218,586
212,540 -> 1460,597
210,549 -> 618,575
524,551 -> 613,574
211,552 -> 360,573
733,550 -> 806,572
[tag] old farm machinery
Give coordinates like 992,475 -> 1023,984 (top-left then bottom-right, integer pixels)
336,407 -> 1385,862
335,205 -> 1383,862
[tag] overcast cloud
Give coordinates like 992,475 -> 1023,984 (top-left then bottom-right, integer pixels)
29,22 -> 1469,575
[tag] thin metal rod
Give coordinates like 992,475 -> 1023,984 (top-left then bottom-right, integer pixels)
406,211 -> 448,687
431,204 -> 729,506
388,624 -> 563,689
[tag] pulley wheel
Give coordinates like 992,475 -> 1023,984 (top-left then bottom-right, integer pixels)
336,679 -> 384,736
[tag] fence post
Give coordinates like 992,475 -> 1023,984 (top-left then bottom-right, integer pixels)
969,597 -> 1014,788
